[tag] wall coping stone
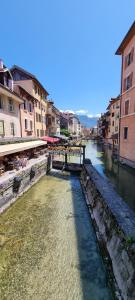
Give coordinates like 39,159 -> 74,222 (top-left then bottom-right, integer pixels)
84,163 -> 135,239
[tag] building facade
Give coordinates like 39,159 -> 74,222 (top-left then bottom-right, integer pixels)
68,115 -> 81,136
46,101 -> 60,136
14,85 -> 35,137
0,61 -> 23,138
106,97 -> 120,147
116,22 -> 135,166
11,65 -> 48,138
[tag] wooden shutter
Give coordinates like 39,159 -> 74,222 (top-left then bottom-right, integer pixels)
124,56 -> 127,69
131,47 -> 134,62
123,78 -> 126,92
130,72 -> 133,87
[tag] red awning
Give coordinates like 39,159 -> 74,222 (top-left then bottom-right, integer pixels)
41,136 -> 60,143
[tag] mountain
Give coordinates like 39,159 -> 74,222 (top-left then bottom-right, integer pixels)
76,115 -> 98,128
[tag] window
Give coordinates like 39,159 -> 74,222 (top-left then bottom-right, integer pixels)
24,100 -> 27,110
30,120 -> 33,130
40,129 -> 44,137
39,114 -> 41,122
0,120 -> 4,136
29,103 -> 32,112
34,84 -> 37,94
124,127 -> 128,139
37,129 -> 39,137
125,100 -> 129,115
38,102 -> 41,109
0,96 -> 3,109
124,73 -> 133,91
112,121 -> 114,126
36,113 -> 38,122
8,98 -> 14,112
125,48 -> 134,68
25,119 -> 28,130
10,122 -> 15,136
112,112 -> 114,117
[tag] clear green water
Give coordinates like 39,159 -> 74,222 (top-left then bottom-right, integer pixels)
85,140 -> 135,213
0,170 -> 112,300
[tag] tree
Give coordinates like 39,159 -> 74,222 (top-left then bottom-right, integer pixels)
60,129 -> 70,137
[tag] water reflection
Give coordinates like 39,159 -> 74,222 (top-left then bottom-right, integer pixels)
85,141 -> 135,212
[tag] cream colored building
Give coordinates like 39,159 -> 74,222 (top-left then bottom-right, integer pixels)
0,83 -> 23,138
68,115 -> 81,136
11,65 -> 49,137
106,96 -> 120,146
46,101 -> 60,136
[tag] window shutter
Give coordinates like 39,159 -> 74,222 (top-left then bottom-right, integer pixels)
131,47 -> 134,62
123,78 -> 126,92
124,56 -> 127,69
130,72 -> 133,87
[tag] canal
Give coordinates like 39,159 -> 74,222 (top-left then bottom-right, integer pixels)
85,140 -> 135,213
0,169 -> 113,300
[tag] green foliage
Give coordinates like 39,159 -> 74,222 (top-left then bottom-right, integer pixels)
60,129 -> 70,137
125,236 -> 135,245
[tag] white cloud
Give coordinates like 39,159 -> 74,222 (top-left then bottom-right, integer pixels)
65,110 -> 75,114
75,109 -> 88,115
60,109 -> 101,118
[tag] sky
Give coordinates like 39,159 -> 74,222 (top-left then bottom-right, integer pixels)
1,0 -> 135,117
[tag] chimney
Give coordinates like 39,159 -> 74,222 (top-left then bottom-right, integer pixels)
0,59 -> 4,70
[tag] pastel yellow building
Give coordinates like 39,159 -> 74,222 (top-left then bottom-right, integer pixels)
11,65 -> 49,137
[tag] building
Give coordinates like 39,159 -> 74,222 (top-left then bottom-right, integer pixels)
106,96 -> 120,147
46,101 -> 60,136
116,22 -> 135,167
0,60 -> 23,138
60,113 -> 69,130
14,85 -> 36,137
68,115 -> 82,136
11,65 -> 49,138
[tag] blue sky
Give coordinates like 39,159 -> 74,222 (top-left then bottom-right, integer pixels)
1,0 -> 135,117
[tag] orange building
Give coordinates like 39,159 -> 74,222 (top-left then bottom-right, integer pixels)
116,22 -> 135,167
14,85 -> 36,137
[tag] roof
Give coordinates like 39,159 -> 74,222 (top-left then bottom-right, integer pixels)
11,65 -> 49,96
0,140 -> 46,157
0,83 -> 24,104
116,21 -> 135,55
107,96 -> 120,110
15,85 -> 37,102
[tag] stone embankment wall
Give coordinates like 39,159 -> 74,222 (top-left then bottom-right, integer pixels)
81,159 -> 135,300
0,155 -> 51,213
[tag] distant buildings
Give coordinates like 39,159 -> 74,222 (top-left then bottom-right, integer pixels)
97,96 -> 120,148
0,59 -> 85,141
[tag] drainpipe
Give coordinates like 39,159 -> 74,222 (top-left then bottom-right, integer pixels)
19,103 -> 22,138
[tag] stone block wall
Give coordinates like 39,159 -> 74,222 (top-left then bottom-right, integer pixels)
81,160 -> 135,300
0,155 -> 50,213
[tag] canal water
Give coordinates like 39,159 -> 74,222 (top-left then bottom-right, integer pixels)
85,140 -> 135,213
0,169 -> 112,300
